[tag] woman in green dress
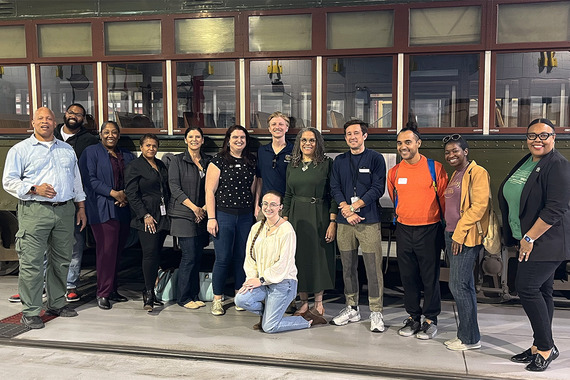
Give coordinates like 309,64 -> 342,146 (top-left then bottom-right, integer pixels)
283,127 -> 337,322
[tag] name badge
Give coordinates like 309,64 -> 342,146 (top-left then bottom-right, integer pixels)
235,164 -> 241,168
359,168 -> 370,173
397,178 -> 408,185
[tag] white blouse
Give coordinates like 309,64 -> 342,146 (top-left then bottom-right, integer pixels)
244,220 -> 297,285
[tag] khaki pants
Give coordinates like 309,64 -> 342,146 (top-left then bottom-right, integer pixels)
337,222 -> 384,312
16,201 -> 75,316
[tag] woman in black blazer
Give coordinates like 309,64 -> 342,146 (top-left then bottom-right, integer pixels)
498,118 -> 570,372
125,133 -> 170,312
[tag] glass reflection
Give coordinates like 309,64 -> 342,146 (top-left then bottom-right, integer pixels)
0,66 -> 30,129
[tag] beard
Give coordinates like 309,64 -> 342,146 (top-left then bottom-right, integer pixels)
64,116 -> 84,130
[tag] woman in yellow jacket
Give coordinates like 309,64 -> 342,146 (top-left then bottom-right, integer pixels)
442,134 -> 490,351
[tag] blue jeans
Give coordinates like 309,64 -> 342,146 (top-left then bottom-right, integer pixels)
177,235 -> 205,305
445,231 -> 481,344
235,279 -> 310,333
67,222 -> 84,289
212,211 -> 252,295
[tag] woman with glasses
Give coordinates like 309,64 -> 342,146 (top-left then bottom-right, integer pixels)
282,128 -> 337,324
254,112 -> 293,219
441,134 -> 490,351
498,119 -> 570,371
206,125 -> 257,316
168,126 -> 210,310
235,191 -> 312,333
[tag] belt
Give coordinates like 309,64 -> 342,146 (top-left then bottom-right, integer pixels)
292,195 -> 323,204
20,200 -> 71,207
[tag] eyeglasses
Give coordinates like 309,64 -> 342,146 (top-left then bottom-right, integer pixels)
526,132 -> 555,141
300,138 -> 316,144
261,202 -> 280,208
66,110 -> 85,117
442,134 -> 461,144
272,154 -> 278,169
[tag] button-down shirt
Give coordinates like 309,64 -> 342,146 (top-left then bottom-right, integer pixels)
2,134 -> 86,202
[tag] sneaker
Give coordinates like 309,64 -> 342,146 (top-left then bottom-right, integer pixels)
447,340 -> 481,351
46,305 -> 78,317
370,311 -> 385,333
331,306 -> 361,326
20,315 -> 45,329
398,317 -> 421,337
416,321 -> 438,340
444,337 -> 460,346
66,289 -> 81,302
194,300 -> 206,308
183,301 -> 200,309
235,305 -> 245,311
9,290 -> 47,303
211,299 -> 225,316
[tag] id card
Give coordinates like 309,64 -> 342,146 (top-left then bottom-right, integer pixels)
160,204 -> 167,216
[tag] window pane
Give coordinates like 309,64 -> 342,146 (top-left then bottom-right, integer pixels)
250,60 -> 311,129
105,21 -> 161,55
249,15 -> 311,52
38,24 -> 92,57
0,26 -> 26,59
327,11 -> 393,49
410,6 -> 481,46
326,57 -> 393,129
40,65 -> 95,126
409,54 -> 479,128
495,51 -> 570,129
176,61 -> 236,130
175,18 -> 235,54
107,63 -> 164,129
0,66 -> 30,129
498,2 -> 570,44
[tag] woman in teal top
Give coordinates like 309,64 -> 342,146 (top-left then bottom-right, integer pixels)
498,118 -> 570,372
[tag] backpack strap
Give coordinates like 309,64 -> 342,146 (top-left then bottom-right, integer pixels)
390,163 -> 400,224
427,158 -> 444,222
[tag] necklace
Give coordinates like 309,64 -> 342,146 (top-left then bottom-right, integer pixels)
266,217 -> 281,231
302,161 -> 311,172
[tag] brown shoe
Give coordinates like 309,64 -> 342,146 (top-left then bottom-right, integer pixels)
303,308 -> 327,325
253,316 -> 264,331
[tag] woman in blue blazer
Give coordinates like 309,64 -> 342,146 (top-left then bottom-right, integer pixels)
79,121 -> 135,310
498,118 -> 570,372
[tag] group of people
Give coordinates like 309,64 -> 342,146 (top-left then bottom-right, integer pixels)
2,105 -> 568,372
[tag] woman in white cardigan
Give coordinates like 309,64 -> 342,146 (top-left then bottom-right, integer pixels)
235,191 -> 313,333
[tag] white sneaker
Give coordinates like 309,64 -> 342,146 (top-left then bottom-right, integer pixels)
211,299 -> 225,316
331,306 -> 361,326
446,340 -> 481,351
370,311 -> 385,333
416,321 -> 437,340
444,337 -> 460,346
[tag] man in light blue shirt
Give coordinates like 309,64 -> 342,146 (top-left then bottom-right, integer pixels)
2,107 -> 87,329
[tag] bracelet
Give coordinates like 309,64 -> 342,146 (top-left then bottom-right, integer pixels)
330,220 -> 337,223
208,217 -> 216,220
144,214 -> 152,219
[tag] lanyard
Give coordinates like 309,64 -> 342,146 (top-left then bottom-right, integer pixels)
349,153 -> 364,198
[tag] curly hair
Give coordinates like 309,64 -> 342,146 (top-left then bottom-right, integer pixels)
290,127 -> 326,168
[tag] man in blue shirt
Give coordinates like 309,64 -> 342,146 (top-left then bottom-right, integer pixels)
2,107 -> 87,329
254,111 -> 293,217
330,119 -> 387,332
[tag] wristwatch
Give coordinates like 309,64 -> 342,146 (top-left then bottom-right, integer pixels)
349,205 -> 355,213
523,234 -> 535,243
259,277 -> 266,284
30,186 -> 36,194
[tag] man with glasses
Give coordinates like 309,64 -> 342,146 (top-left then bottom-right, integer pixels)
387,124 -> 448,340
54,103 -> 98,302
330,119 -> 387,332
3,107 -> 87,329
254,111 -> 293,219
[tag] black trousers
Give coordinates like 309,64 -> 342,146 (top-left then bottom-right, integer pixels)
515,260 -> 562,351
396,222 -> 442,324
138,230 -> 168,291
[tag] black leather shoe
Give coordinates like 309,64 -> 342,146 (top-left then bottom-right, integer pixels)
143,290 -> 153,312
108,291 -> 128,302
525,346 -> 559,372
511,348 -> 535,363
97,297 -> 111,310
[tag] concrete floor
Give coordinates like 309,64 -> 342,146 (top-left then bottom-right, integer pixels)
1,273 -> 569,380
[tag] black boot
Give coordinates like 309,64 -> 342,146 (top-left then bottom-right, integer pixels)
152,290 -> 164,307
143,290 -> 154,311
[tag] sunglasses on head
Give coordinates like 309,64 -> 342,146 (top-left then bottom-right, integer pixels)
442,134 -> 462,144
272,154 -> 278,169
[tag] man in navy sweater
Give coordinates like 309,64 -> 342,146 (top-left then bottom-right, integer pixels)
330,119 -> 387,332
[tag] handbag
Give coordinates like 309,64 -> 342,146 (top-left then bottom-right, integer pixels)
154,268 -> 178,302
477,208 -> 502,255
199,272 -> 214,302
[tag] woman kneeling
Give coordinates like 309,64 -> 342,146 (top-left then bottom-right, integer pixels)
235,191 -> 312,333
